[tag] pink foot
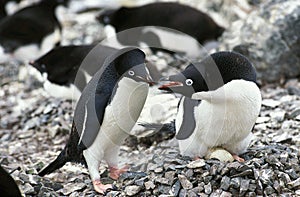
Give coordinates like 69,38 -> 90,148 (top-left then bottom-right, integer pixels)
193,156 -> 201,160
232,154 -> 245,162
109,165 -> 129,180
92,180 -> 113,194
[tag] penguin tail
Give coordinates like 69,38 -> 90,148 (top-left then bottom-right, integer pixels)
38,148 -> 68,176
137,120 -> 176,146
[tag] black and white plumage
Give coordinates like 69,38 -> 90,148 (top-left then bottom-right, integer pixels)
29,44 -> 117,99
159,51 -> 262,161
0,0 -> 66,63
97,2 -> 225,58
38,47 -> 154,194
0,165 -> 22,197
0,0 -> 21,20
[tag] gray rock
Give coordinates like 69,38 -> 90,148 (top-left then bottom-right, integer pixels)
230,177 -> 241,189
240,179 -> 250,195
220,176 -> 231,190
204,182 -> 212,195
178,174 -> 193,189
125,185 -> 142,196
186,159 -> 206,169
144,181 -> 156,190
219,0 -> 300,82
22,183 -> 35,195
170,180 -> 181,196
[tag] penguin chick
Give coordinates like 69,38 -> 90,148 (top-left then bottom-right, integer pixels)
0,0 -> 66,62
29,44 -> 117,100
159,51 -> 261,162
38,47 -> 154,194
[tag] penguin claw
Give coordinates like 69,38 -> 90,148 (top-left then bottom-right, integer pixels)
92,180 -> 113,194
232,154 -> 245,162
109,165 -> 129,180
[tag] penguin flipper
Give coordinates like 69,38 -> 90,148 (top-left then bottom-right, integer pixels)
176,98 -> 200,140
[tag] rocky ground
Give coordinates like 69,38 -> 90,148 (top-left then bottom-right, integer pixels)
0,0 -> 300,196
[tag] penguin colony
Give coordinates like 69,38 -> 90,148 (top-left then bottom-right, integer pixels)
0,0 -> 261,195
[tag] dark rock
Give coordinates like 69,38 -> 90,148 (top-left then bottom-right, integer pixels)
219,0 -> 300,82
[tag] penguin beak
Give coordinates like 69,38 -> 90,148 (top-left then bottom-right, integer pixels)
158,76 -> 183,90
136,75 -> 156,86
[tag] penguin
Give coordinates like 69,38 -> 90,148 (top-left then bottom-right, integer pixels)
0,0 -> 67,63
158,51 -> 262,161
29,44 -> 117,100
0,165 -> 22,197
97,2 -> 225,58
0,0 -> 21,20
38,47 -> 154,194
29,44 -> 160,100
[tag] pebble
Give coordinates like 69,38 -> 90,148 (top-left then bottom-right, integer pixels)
178,174 -> 193,189
186,159 -> 206,169
125,185 -> 142,196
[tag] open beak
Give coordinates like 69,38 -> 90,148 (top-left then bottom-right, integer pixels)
158,77 -> 183,90
137,75 -> 156,86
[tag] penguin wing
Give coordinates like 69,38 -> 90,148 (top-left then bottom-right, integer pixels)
77,92 -> 111,149
176,97 -> 200,140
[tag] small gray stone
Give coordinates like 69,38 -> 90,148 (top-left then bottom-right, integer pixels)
230,177 -> 241,189
125,185 -> 142,196
144,181 -> 155,190
220,191 -> 232,197
178,174 -> 193,189
240,179 -> 250,194
22,183 -> 35,194
170,180 -> 180,196
288,177 -> 300,188
187,159 -> 205,169
220,176 -> 231,190
204,182 -> 212,195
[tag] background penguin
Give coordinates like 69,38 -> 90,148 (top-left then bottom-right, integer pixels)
29,44 -> 117,100
158,51 -> 262,161
38,47 -> 154,194
0,0 -> 67,63
29,44 -> 160,100
96,2 -> 225,58
0,165 -> 22,197
0,0 -> 21,20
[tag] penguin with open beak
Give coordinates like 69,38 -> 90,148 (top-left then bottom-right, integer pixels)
38,47 -> 154,194
159,51 -> 262,162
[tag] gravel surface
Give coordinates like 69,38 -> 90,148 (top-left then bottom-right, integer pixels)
0,0 -> 299,196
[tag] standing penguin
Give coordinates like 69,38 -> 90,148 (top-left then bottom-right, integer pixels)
0,0 -> 66,62
159,51 -> 261,161
38,47 -> 154,194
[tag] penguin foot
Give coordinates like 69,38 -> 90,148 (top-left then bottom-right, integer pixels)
92,180 -> 113,194
232,154 -> 245,162
109,165 -> 129,180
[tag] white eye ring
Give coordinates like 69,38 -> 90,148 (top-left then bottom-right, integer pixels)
186,79 -> 193,86
128,70 -> 135,76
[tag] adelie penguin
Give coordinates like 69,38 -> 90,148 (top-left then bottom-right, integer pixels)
38,47 -> 154,194
29,44 -> 117,100
29,44 -> 160,100
159,51 -> 262,161
0,0 -> 67,63
97,2 -> 225,58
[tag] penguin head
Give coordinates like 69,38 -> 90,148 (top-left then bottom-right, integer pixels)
113,48 -> 154,85
29,46 -> 77,85
96,9 -> 116,25
159,51 -> 257,98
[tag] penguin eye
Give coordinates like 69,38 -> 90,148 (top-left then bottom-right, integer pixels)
128,70 -> 135,76
185,79 -> 193,86
103,16 -> 110,24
